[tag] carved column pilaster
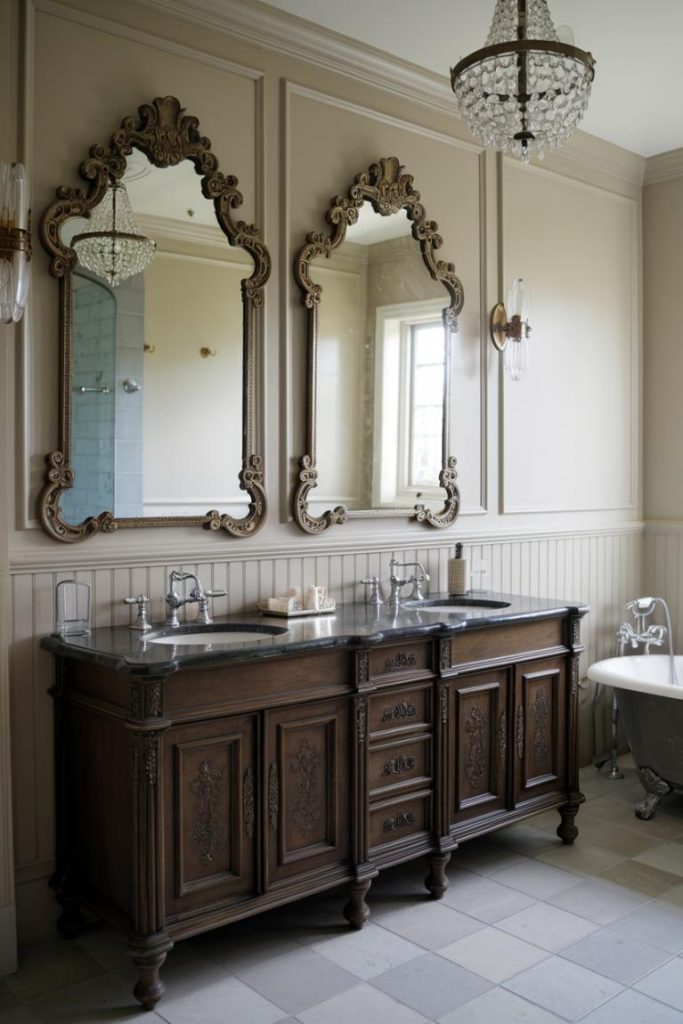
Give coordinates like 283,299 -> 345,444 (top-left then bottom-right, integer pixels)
557,612 -> 587,844
126,675 -> 172,1010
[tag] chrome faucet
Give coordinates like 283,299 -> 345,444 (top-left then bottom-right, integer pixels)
388,558 -> 430,610
164,570 -> 226,628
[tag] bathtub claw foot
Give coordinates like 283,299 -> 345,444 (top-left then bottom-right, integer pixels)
635,767 -> 672,821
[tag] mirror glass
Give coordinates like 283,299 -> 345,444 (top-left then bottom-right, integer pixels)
59,153 -> 250,522
311,201 -> 450,514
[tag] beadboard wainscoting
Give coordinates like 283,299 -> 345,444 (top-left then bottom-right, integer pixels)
643,523 -> 683,648
10,525 -> 641,942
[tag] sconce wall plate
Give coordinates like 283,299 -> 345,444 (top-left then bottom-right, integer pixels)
490,303 -> 508,352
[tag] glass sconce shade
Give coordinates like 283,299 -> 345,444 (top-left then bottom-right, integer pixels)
450,0 -> 595,163
490,278 -> 532,381
72,180 -> 156,287
0,162 -> 31,325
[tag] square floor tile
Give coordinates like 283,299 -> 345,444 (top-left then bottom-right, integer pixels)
601,859 -> 683,896
438,926 -> 549,982
441,874 -> 537,923
28,974 -> 164,1023
581,988 -> 683,1023
190,920 -> 301,975
491,861 -> 580,899
376,900 -> 483,950
438,986 -> 566,1024
497,902 -> 599,952
635,956 -> 683,1011
296,982 -> 428,1024
561,926 -> 672,984
661,885 -> 683,909
577,819 -> 661,858
634,843 -> 683,878
236,947 -> 356,1014
452,840 -> 530,877
582,799 -> 683,841
156,974 -> 286,1024
492,824 -> 559,857
536,842 -> 627,877
371,953 -> 491,1019
6,939 -> 105,1003
609,902 -> 683,953
546,878 -> 649,925
504,956 -> 623,1021
310,922 -> 423,979
0,1011 -> 44,1024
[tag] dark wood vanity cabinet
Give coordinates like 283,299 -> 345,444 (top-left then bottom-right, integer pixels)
47,607 -> 585,1010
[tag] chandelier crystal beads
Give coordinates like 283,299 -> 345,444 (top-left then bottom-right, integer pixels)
450,0 -> 595,163
72,180 -> 155,287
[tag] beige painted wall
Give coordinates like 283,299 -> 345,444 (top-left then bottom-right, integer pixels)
3,0 -> 646,948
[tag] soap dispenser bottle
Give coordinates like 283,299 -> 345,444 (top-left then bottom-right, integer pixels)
448,543 -> 469,596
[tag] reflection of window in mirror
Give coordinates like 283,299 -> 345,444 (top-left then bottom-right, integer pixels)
373,299 -> 447,509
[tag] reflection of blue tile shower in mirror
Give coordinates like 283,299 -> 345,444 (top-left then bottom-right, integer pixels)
62,270 -> 145,523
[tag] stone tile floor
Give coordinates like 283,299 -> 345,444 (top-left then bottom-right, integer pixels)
2,756 -> 683,1023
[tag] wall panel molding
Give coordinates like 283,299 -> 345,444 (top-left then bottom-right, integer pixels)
19,0 -> 267,530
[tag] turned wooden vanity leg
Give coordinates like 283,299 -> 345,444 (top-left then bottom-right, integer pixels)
128,939 -> 172,1012
556,796 -> 584,845
425,851 -> 452,899
54,890 -> 86,940
343,878 -> 373,929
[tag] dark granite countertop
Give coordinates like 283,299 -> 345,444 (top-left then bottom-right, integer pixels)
40,592 -> 589,678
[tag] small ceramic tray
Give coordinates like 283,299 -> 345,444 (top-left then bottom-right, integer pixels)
257,601 -> 336,619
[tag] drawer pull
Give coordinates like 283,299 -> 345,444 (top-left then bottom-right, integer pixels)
384,652 -> 417,673
383,811 -> 416,832
382,701 -> 417,724
382,754 -> 416,777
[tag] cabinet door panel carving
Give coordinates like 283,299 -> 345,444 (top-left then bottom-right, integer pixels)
450,669 -> 508,825
165,714 -> 257,915
514,658 -> 565,804
266,698 -> 350,885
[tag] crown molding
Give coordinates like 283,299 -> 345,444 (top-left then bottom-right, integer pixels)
132,0 -> 644,188
9,521 -> 644,574
645,149 -> 683,186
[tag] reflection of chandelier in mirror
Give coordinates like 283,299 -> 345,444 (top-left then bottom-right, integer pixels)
72,180 -> 156,287
450,0 -> 595,163
490,278 -> 532,382
0,162 -> 31,324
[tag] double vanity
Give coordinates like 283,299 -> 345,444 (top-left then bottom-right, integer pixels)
42,592 -> 587,1011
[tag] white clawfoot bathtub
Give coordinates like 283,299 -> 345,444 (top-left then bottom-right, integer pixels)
587,655 -> 683,819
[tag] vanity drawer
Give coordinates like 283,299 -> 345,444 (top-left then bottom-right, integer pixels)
368,734 -> 432,797
368,684 -> 431,736
445,619 -> 565,670
369,792 -> 432,851
368,641 -> 432,682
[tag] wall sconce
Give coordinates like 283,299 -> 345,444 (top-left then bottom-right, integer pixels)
490,278 -> 532,382
0,162 -> 31,324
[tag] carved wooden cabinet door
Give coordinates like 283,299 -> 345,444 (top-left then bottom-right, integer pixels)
513,656 -> 567,806
163,713 -> 258,920
449,668 -> 509,826
265,697 -> 350,887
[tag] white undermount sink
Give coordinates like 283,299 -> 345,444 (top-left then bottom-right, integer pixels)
406,598 -> 512,614
147,625 -> 288,646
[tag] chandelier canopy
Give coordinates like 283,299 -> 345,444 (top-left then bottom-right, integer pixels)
450,0 -> 595,163
72,180 -> 155,287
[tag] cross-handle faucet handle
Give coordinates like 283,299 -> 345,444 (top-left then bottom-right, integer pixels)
196,589 -> 227,625
360,577 -> 385,607
124,594 -> 152,632
205,590 -> 227,599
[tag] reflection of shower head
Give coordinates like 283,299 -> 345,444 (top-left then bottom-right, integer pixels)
625,597 -> 657,618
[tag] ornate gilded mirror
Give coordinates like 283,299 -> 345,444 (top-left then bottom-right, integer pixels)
293,157 -> 464,534
38,96 -> 269,542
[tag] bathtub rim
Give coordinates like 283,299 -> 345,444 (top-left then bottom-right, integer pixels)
587,654 -> 683,700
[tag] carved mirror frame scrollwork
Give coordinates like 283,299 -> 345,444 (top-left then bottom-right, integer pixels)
293,157 -> 464,535
38,96 -> 270,543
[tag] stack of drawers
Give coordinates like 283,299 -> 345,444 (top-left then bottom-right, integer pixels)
365,641 -> 434,862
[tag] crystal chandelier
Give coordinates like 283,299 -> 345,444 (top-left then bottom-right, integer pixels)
72,180 -> 155,287
450,0 -> 595,163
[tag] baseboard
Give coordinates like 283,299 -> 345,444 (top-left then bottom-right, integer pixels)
15,876 -> 57,946
0,903 -> 17,975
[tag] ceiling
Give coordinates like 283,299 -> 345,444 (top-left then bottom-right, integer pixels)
259,0 -> 683,158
